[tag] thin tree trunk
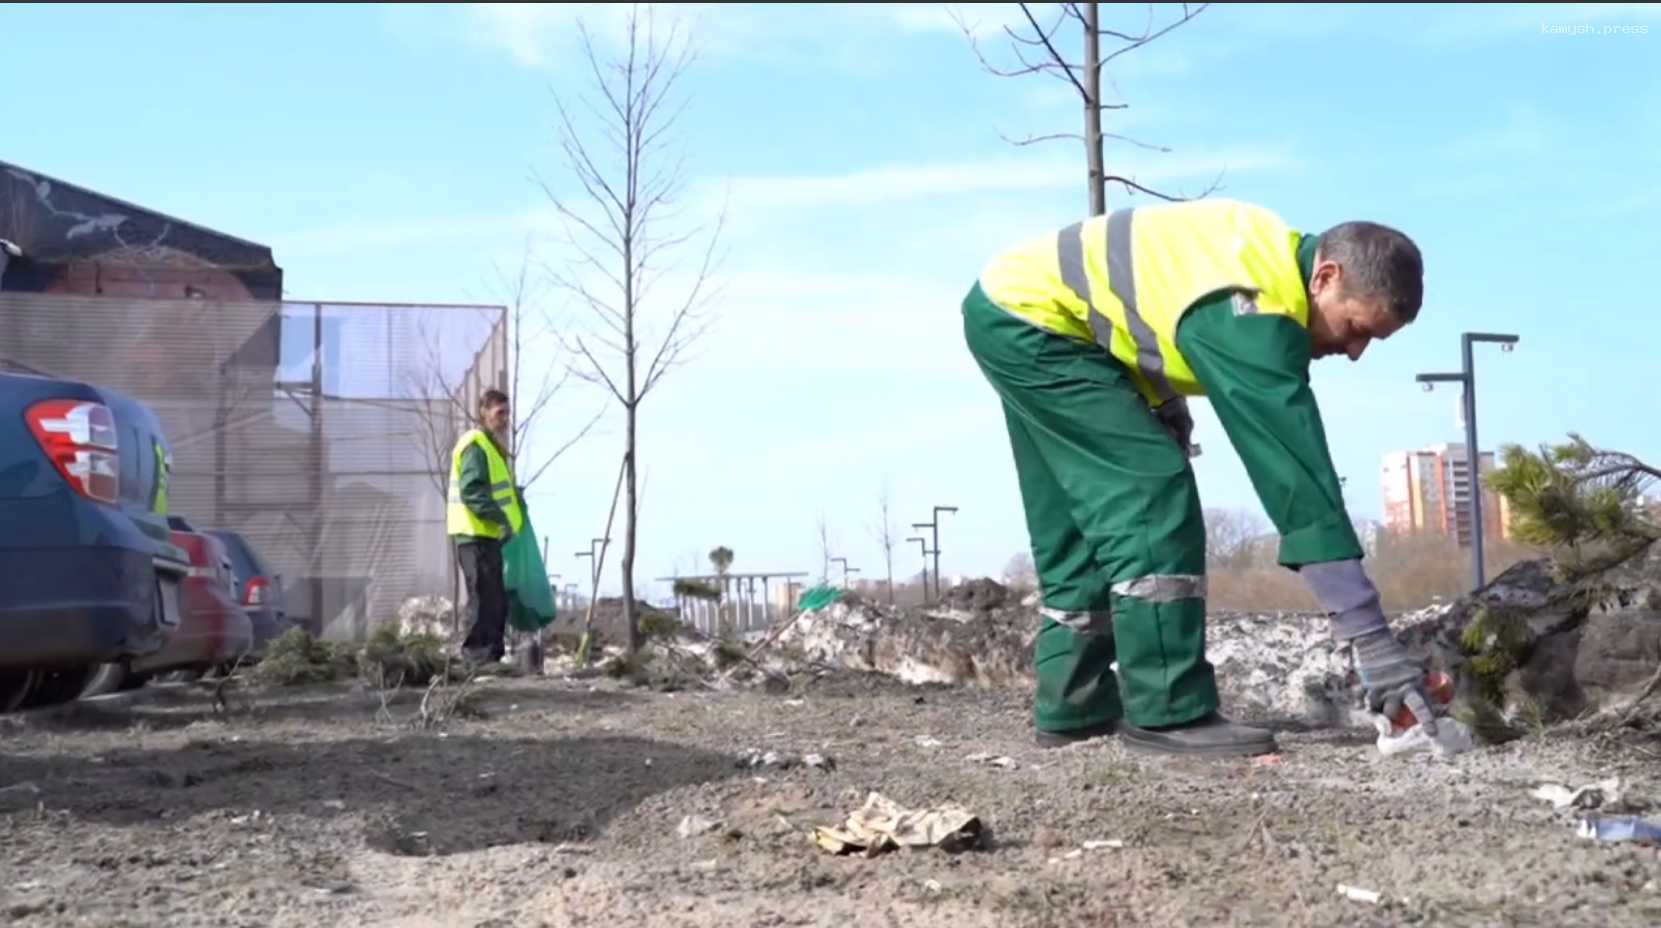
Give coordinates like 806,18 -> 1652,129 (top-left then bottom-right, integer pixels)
1083,1 -> 1105,217
623,403 -> 639,655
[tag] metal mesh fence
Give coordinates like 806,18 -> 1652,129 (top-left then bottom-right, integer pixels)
0,293 -> 506,641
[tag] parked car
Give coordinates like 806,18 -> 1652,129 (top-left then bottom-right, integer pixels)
0,371 -> 190,710
83,525 -> 254,691
204,528 -> 292,655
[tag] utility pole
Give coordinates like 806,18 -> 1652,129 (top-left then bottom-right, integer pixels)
906,535 -> 933,602
1416,331 -> 1518,592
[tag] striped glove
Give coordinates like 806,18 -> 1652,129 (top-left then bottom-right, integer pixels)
1351,629 -> 1438,735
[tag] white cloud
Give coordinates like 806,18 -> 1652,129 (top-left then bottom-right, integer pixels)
721,144 -> 1303,211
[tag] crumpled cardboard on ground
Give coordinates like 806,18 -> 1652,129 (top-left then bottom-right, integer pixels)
811,791 -> 983,857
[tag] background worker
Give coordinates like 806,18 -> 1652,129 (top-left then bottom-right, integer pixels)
446,388 -> 524,666
963,198 -> 1437,757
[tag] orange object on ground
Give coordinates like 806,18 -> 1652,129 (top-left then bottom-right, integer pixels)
1388,671 -> 1454,734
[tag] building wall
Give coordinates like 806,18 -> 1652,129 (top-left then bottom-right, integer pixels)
1,161 -> 282,301
1380,443 -> 1512,546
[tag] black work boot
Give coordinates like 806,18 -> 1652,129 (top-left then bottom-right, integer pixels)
1118,712 -> 1277,758
1035,719 -> 1118,749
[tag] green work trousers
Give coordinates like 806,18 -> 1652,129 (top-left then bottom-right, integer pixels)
961,282 -> 1218,732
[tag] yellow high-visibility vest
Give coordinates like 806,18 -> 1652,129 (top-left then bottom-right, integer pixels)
978,198 -> 1309,407
446,429 -> 524,539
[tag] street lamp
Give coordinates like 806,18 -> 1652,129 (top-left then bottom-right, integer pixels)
906,535 -> 932,601
925,506 -> 958,599
1417,331 -> 1519,592
830,556 -> 859,590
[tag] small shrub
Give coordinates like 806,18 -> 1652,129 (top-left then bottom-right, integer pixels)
358,625 -> 451,688
640,611 -> 683,640
249,628 -> 352,686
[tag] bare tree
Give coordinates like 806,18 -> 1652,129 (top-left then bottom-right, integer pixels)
817,513 -> 833,586
541,5 -> 726,656
1203,507 -> 1269,569
1003,551 -> 1038,590
954,2 -> 1214,216
406,241 -> 596,504
869,478 -> 898,605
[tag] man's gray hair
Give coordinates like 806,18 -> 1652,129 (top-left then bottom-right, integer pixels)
1316,221 -> 1424,322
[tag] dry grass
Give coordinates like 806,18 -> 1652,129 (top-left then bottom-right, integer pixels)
1207,532 -> 1543,613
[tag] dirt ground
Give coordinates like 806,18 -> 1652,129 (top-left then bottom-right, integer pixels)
3,671 -> 1660,927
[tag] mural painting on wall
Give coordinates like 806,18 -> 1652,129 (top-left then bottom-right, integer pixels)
0,161 -> 282,302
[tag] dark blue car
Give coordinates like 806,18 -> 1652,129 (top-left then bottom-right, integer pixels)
0,371 -> 190,710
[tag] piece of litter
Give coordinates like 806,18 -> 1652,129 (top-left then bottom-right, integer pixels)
1081,839 -> 1125,851
644,758 -> 653,767
811,791 -> 983,857
1063,848 -> 1083,860
924,879 -> 942,894
915,736 -> 943,749
1578,816 -> 1661,844
1533,777 -> 1622,811
1337,884 -> 1382,904
321,800 -> 346,811
786,699 -> 805,707
1370,714 -> 1475,759
803,753 -> 835,771
964,752 -> 1018,769
1252,754 -> 1283,767
551,843 -> 594,855
752,777 -> 769,785
677,815 -> 722,839
0,781 -> 41,797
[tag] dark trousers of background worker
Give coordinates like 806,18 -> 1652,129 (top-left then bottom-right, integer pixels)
457,539 -> 507,663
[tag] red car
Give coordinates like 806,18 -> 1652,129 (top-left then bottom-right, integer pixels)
82,528 -> 253,693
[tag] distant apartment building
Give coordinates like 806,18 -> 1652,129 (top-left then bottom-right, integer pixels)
1380,443 -> 1513,546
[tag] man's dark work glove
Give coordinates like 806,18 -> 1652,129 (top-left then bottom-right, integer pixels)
1154,397 -> 1197,457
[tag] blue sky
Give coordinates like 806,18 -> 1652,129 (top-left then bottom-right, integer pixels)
6,3 -> 1659,598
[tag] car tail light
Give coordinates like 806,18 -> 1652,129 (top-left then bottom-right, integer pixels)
244,577 -> 270,606
25,400 -> 120,505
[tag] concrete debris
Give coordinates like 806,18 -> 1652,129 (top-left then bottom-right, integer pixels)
811,791 -> 983,857
1337,884 -> 1382,905
1533,777 -> 1623,811
677,815 -> 722,840
396,595 -> 453,639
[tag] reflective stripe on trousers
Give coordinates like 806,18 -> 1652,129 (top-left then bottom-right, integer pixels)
1040,607 -> 1113,634
1110,574 -> 1207,603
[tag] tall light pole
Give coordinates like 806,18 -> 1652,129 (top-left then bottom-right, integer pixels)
906,535 -> 932,601
929,505 -> 958,598
1417,331 -> 1518,592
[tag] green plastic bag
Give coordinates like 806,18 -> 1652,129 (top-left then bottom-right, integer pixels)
795,584 -> 844,613
503,503 -> 557,633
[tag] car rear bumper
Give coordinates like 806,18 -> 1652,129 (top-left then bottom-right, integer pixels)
0,545 -> 183,670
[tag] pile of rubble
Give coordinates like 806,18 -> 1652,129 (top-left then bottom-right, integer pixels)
534,541 -> 1659,736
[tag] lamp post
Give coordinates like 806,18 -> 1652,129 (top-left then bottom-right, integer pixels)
1417,331 -> 1518,592
830,557 -> 859,590
911,505 -> 957,601
906,535 -> 932,601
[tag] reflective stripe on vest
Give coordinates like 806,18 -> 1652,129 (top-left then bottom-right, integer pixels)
983,198 -> 1309,407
